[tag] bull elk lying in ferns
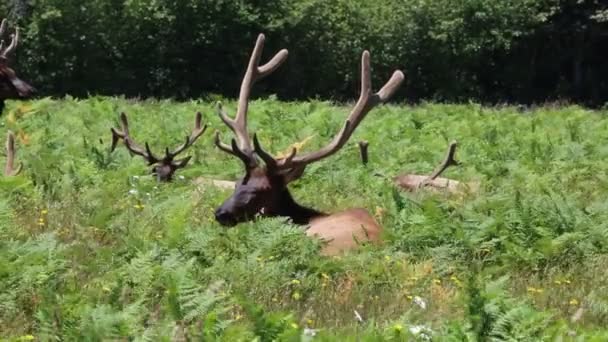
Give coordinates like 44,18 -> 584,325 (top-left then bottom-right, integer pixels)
213,34 -> 404,255
110,112 -> 207,182
0,19 -> 35,114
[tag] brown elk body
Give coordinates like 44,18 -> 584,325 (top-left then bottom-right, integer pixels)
393,141 -> 479,193
110,112 -> 207,182
0,19 -> 35,114
213,34 -> 404,255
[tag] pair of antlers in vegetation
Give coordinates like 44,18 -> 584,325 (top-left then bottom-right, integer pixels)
214,34 -> 404,179
3,131 -> 21,176
110,112 -> 207,181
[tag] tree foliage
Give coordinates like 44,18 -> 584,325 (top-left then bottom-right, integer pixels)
1,0 -> 607,105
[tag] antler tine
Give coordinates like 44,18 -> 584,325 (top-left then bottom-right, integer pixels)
0,19 -> 7,38
1,25 -> 19,58
5,131 -> 22,176
421,141 -> 459,187
166,111 -> 208,159
255,50 -> 404,170
110,112 -> 130,152
216,34 -> 288,162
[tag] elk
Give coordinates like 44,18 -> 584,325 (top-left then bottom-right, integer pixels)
392,141 -> 479,193
213,33 -> 404,255
110,111 -> 207,182
0,18 -> 35,114
4,131 -> 22,176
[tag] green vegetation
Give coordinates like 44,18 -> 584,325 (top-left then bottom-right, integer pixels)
2,0 -> 608,104
2,97 -> 608,340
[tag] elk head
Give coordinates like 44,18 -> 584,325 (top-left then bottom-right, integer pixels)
4,131 -> 22,176
111,112 -> 207,181
213,33 -> 404,226
0,19 -> 35,114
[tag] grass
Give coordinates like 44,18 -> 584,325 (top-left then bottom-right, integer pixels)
1,96 -> 608,340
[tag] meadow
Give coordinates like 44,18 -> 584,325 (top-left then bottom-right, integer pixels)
1,97 -> 608,340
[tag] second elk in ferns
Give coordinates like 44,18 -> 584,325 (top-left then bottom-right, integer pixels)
213,33 -> 404,255
110,112 -> 206,182
392,141 -> 480,194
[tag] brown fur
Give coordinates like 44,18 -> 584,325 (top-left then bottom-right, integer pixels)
394,174 -> 480,194
307,208 -> 381,256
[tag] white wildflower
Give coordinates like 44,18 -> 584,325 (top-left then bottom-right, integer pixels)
412,296 -> 427,310
409,325 -> 432,340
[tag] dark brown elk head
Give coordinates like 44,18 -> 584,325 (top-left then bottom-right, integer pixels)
0,19 -> 35,114
213,33 -> 404,226
111,112 -> 207,182
4,131 -> 22,176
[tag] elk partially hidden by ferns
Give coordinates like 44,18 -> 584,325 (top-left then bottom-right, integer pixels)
4,131 -> 22,176
213,33 -> 404,256
391,141 -> 480,194
0,18 -> 35,115
110,112 -> 207,182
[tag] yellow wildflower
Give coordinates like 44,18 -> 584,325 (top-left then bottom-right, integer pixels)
393,324 -> 403,332
291,279 -> 301,285
292,291 -> 301,300
290,323 -> 299,329
307,319 -> 314,326
433,279 -> 441,285
41,209 -> 48,215
321,273 -> 330,280
569,298 -> 579,306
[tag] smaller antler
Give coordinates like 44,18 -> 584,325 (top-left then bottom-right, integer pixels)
111,112 -> 160,165
4,131 -> 22,176
166,111 -> 207,159
420,141 -> 459,187
0,18 -> 19,59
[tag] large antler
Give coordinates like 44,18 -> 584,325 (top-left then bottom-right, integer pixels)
254,51 -> 404,174
215,34 -> 288,166
0,18 -> 19,59
4,131 -> 22,176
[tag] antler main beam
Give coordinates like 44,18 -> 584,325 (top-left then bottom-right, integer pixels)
255,51 -> 405,171
215,34 -> 288,164
0,18 -> 19,58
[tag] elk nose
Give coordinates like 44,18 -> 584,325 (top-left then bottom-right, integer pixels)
215,208 -> 236,227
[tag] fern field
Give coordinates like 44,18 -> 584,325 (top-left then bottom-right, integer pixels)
2,97 -> 608,340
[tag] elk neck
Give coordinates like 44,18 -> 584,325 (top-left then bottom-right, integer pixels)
273,187 -> 326,225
